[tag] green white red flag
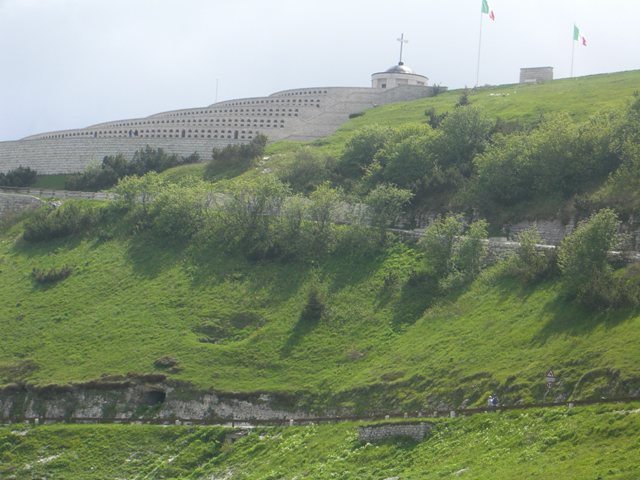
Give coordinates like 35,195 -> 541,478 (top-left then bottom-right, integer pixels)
482,0 -> 495,21
574,25 -> 587,46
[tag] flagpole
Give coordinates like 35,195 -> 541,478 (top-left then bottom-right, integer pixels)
570,24 -> 576,78
476,8 -> 484,87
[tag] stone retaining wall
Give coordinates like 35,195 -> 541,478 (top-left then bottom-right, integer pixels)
0,192 -> 43,219
0,138 -> 237,175
358,422 -> 431,443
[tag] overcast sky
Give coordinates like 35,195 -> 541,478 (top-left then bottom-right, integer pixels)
1,0 -> 639,141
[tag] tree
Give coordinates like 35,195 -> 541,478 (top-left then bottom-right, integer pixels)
452,219 -> 488,281
307,183 -> 341,256
114,172 -> 164,218
512,226 -> 551,282
364,184 -> 413,244
436,106 -> 492,178
337,125 -> 394,179
420,214 -> 465,278
277,148 -> 336,193
557,208 -> 620,305
420,214 -> 488,287
150,182 -> 211,241
376,128 -> 438,192
220,175 -> 290,257
205,134 -> 267,178
278,195 -> 307,259
0,166 -> 38,187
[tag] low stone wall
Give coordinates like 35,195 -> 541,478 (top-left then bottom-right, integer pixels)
504,219 -> 575,245
0,192 -> 43,219
0,187 -> 114,201
358,422 -> 431,443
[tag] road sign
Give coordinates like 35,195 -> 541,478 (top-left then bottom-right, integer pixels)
546,370 -> 557,388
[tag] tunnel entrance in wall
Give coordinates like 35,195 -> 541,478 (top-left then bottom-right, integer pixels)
181,130 -> 186,138
234,130 -> 239,140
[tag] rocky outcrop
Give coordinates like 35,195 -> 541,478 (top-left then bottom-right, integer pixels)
0,376 -> 312,422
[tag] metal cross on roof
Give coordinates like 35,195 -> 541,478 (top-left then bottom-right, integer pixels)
397,33 -> 409,64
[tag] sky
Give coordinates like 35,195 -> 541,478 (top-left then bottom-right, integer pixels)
1,0 -> 639,141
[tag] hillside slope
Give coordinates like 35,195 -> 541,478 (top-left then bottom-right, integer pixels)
1,404 -> 639,479
1,225 -> 639,410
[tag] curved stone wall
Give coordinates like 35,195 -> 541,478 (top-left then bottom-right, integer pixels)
2,84 -> 441,174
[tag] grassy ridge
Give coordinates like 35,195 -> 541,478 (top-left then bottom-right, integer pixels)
314,70 -> 640,157
1,403 -> 639,479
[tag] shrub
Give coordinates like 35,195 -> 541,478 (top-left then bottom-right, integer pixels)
301,280 -> 325,323
420,214 -> 489,288
0,166 -> 38,187
23,202 -> 100,242
205,134 -> 267,178
219,175 -> 290,258
510,226 -> 555,282
31,265 -> 73,284
150,182 -> 211,241
425,108 -> 448,129
65,147 -> 198,191
337,125 -> 394,179
557,208 -> 620,306
306,183 -> 341,256
276,148 -> 336,193
364,184 -> 413,245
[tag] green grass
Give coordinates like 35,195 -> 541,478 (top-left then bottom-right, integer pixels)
158,162 -> 206,183
315,70 -> 640,157
32,175 -> 69,190
1,223 -> 638,409
1,403 -> 639,479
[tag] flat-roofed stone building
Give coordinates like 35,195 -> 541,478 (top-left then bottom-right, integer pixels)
520,66 -> 553,84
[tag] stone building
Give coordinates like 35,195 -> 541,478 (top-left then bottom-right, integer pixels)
0,62 -> 442,175
519,66 -> 553,84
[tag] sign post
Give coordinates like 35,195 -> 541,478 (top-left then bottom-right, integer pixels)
543,369 -> 557,403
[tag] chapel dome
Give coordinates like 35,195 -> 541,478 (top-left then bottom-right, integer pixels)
385,62 -> 414,74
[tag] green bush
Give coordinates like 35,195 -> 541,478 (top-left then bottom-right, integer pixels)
420,214 -> 488,288
218,175 -> 290,259
204,134 -> 267,179
301,276 -> 326,323
31,265 -> 73,284
66,147 -> 199,191
0,166 -> 38,187
364,184 -> 413,245
149,182 -> 211,241
23,202 -> 100,242
505,226 -> 555,282
557,208 -> 620,306
337,125 -> 394,179
276,148 -> 336,193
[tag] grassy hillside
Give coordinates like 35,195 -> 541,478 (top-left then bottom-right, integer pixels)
315,70 -> 640,154
2,403 -> 639,479
1,218 -> 639,408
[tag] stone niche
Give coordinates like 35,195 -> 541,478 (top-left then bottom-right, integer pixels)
358,422 -> 432,443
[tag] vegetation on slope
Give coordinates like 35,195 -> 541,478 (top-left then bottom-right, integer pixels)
1,403 -> 639,479
1,194 -> 639,410
3,70 -> 639,409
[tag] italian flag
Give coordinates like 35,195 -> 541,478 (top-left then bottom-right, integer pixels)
574,25 -> 587,46
482,0 -> 495,21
